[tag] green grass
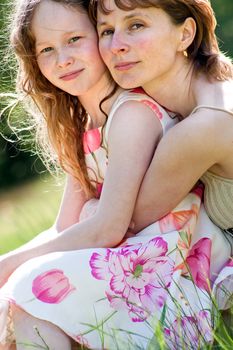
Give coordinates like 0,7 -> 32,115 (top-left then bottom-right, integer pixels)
0,174 -> 63,253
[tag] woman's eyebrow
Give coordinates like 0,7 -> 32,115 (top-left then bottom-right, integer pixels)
98,12 -> 150,27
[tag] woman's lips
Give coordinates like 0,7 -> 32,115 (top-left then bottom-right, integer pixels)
114,61 -> 139,71
59,69 -> 84,81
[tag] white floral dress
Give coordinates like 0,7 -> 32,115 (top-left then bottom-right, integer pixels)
0,89 -> 232,350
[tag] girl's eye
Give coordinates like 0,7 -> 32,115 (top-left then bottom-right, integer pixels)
40,47 -> 53,54
69,36 -> 81,43
130,23 -> 144,30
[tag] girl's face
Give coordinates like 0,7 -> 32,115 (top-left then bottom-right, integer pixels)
31,0 -> 106,96
97,0 -> 184,91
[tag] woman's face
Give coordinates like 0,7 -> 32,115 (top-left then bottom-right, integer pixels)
97,0 -> 184,91
31,0 -> 106,96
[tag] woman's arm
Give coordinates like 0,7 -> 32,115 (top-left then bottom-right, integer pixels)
132,110 -> 230,231
0,100 -> 162,285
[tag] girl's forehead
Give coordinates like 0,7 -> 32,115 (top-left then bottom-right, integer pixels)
31,2 -> 96,43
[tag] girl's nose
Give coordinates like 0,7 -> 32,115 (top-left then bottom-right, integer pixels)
56,49 -> 74,68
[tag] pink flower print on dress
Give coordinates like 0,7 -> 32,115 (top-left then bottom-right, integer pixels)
74,335 -> 90,349
83,128 -> 101,154
90,237 -> 174,322
141,100 -> 163,120
131,87 -> 145,94
159,202 -> 199,234
159,209 -> 195,233
96,182 -> 103,197
191,183 -> 204,199
90,249 -> 112,280
226,258 -> 233,267
164,310 -> 213,349
213,257 -> 233,309
32,269 -> 75,303
185,238 -> 211,291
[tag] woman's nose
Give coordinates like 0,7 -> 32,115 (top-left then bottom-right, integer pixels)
110,32 -> 129,55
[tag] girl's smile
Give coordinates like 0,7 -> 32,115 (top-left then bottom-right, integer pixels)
59,69 -> 85,81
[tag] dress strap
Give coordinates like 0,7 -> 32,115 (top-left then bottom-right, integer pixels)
190,105 -> 233,116
103,89 -> 178,145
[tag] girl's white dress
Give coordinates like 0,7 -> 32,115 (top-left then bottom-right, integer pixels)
0,89 -> 232,349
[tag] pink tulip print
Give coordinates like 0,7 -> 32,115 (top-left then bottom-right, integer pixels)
90,237 -> 174,322
185,238 -> 211,291
32,269 -> 75,303
83,128 -> 101,154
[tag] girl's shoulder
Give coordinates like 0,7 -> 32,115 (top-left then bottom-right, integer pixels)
115,88 -> 176,116
104,88 -> 179,141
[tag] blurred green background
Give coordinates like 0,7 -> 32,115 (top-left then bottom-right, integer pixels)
0,0 -> 233,253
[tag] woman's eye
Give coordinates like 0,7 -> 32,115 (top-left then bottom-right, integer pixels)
40,47 -> 53,54
69,36 -> 80,44
100,29 -> 114,37
130,23 -> 144,30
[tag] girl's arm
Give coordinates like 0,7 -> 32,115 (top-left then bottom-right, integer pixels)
54,174 -> 87,232
0,100 -> 162,285
132,110 -> 231,231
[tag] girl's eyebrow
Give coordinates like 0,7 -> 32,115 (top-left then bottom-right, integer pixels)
36,30 -> 81,46
97,12 -> 150,27
36,41 -> 50,47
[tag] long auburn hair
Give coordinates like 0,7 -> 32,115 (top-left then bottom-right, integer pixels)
90,0 -> 233,81
9,0 -> 102,198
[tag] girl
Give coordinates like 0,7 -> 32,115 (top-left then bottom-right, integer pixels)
0,1 -> 231,349
0,0 -> 176,348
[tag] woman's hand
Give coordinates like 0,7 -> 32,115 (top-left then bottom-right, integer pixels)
79,198 -> 99,222
0,253 -> 19,288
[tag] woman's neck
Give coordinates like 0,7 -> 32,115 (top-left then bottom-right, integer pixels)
143,60 -> 198,118
78,73 -> 123,129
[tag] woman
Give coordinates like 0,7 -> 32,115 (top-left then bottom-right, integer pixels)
94,0 -> 233,235
92,0 -> 233,346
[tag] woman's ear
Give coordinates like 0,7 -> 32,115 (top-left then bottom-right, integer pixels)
177,17 -> 196,52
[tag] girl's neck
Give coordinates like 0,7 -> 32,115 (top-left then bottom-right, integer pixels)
78,73 -> 123,130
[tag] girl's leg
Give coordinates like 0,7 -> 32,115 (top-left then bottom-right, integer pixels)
11,305 -> 72,350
